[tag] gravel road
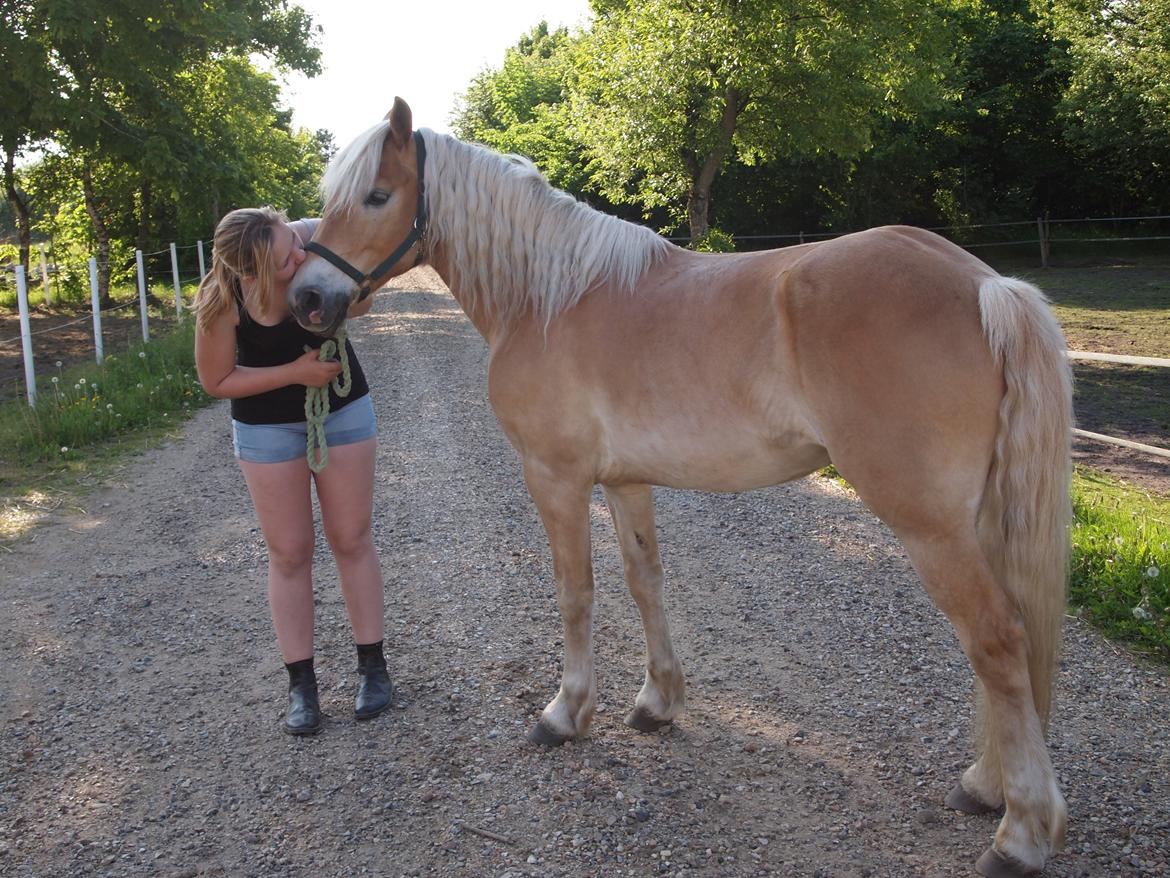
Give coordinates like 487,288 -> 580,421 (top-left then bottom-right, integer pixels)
2,268 -> 1167,878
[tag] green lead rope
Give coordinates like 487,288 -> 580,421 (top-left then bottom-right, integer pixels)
304,326 -> 352,473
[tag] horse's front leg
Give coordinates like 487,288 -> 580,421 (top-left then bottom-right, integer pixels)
603,484 -> 685,731
523,461 -> 597,746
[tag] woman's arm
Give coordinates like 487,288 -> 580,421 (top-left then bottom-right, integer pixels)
195,308 -> 341,399
288,218 -> 320,245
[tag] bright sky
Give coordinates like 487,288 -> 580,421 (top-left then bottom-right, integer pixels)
280,0 -> 595,148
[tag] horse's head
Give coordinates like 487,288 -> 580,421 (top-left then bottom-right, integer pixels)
288,97 -> 426,336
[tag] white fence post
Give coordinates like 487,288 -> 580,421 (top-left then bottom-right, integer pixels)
197,240 -> 207,279
16,265 -> 37,407
89,257 -> 104,364
169,242 -> 183,317
135,248 -> 150,342
39,243 -> 53,307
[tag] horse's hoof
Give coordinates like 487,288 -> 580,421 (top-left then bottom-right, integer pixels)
527,720 -> 571,747
975,848 -> 1041,878
946,783 -> 1002,815
624,706 -> 673,733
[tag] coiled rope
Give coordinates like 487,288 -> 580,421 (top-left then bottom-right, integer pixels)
304,326 -> 352,473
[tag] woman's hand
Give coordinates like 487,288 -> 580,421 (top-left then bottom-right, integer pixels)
292,348 -> 343,388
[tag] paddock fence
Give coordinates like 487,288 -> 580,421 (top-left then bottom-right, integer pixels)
1,240 -> 209,406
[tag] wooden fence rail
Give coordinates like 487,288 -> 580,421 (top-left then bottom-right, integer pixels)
1067,350 -> 1170,460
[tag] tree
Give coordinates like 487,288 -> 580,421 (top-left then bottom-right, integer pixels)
1046,0 -> 1170,214
0,0 -> 63,273
573,0 -> 955,242
1,0 -> 322,298
453,23 -> 593,194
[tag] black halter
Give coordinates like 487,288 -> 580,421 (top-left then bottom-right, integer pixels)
304,130 -> 428,303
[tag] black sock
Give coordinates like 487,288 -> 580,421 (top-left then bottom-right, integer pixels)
285,657 -> 316,685
356,640 -> 385,666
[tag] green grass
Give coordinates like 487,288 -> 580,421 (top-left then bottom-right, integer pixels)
0,319 -> 211,463
0,314 -> 217,546
1071,468 -> 1170,660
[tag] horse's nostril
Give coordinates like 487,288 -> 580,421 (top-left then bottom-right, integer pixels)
301,288 -> 323,314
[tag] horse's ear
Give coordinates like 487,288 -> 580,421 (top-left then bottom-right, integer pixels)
384,97 -> 413,149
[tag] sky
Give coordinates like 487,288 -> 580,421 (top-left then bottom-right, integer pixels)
280,0 -> 595,148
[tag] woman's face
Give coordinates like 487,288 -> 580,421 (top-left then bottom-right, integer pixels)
270,223 -> 306,284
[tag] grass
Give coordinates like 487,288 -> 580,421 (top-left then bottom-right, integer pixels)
0,316 -> 215,544
1071,469 -> 1169,660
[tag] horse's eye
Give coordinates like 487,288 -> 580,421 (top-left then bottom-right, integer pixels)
364,190 -> 390,207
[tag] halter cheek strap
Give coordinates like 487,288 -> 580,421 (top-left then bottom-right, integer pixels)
304,130 -> 428,303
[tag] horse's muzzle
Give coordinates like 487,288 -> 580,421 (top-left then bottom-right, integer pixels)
288,280 -> 349,337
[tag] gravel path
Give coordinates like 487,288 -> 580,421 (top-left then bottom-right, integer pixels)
2,268 -> 1167,878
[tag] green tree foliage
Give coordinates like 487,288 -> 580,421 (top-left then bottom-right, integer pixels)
1046,0 -> 1170,214
453,23 -> 592,194
572,0 -> 954,241
0,0 -> 325,300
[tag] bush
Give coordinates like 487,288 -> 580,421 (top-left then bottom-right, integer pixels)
691,227 -> 737,252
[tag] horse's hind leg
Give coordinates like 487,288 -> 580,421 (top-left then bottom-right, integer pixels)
603,484 -> 685,731
523,462 -> 597,746
900,529 -> 1065,877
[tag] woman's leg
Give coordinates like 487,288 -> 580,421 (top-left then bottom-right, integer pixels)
313,436 -> 384,644
239,457 -> 316,662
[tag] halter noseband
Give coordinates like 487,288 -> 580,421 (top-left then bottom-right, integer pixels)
304,130 -> 428,303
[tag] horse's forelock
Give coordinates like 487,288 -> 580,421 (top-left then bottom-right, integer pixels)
320,120 -> 393,214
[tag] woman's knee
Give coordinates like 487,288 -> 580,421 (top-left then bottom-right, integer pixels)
324,524 -> 374,561
266,536 -> 315,575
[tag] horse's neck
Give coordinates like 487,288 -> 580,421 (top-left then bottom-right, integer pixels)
428,248 -> 499,344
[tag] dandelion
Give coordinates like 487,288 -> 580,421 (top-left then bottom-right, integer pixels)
91,384 -> 98,392
1113,536 -> 1124,546
166,374 -> 173,380
137,383 -> 143,389
55,360 -> 62,368
138,351 -> 146,359
51,376 -> 59,384
74,384 -> 81,391
106,403 -> 114,411
1132,606 -> 1152,621
79,378 -> 86,385
1148,565 -> 1161,579
60,446 -> 68,454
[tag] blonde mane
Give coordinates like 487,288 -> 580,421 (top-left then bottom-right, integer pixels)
321,123 -> 673,327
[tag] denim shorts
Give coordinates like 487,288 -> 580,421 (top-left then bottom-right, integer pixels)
232,394 -> 376,464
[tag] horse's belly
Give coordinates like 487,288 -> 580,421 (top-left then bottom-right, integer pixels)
598,424 -> 829,492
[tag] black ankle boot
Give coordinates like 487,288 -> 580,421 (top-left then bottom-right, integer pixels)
283,658 -> 322,736
354,640 -> 393,720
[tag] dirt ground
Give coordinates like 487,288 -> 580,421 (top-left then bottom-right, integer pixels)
1,269 -> 1168,878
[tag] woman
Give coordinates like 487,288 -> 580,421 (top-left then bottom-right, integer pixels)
193,206 -> 391,736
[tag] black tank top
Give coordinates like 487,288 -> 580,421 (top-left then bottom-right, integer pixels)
230,289 -> 369,425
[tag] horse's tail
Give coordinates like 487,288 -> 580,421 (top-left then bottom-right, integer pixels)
976,275 -> 1072,729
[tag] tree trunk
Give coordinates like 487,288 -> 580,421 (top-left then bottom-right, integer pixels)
3,148 -> 33,277
82,160 -> 113,308
685,87 -> 742,246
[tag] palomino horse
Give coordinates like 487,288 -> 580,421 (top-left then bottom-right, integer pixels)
288,99 -> 1073,877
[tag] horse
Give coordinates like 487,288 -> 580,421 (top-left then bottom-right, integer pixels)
287,98 -> 1073,878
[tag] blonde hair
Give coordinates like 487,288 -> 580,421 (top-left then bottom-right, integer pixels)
194,206 -> 288,333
